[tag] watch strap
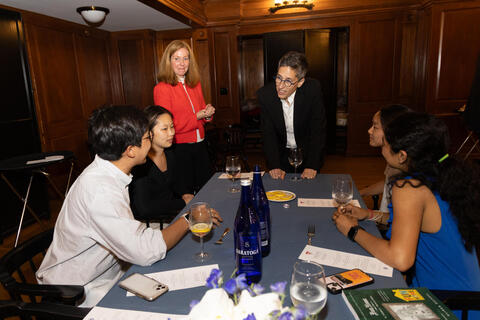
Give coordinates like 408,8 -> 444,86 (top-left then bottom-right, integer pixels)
348,225 -> 364,242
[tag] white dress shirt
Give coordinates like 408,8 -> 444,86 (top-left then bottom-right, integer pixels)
36,156 -> 167,307
281,91 -> 297,148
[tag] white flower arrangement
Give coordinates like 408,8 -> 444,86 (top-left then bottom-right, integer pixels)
188,269 -> 310,320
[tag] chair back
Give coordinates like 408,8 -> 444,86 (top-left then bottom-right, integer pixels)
431,289 -> 480,320
0,229 -> 53,301
0,300 -> 91,320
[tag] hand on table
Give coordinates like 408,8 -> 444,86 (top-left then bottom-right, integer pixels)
332,209 -> 358,237
301,168 -> 317,179
211,209 -> 223,228
269,168 -> 285,180
339,204 -> 369,220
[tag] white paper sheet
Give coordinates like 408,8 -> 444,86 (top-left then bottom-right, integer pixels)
83,306 -> 187,320
297,198 -> 361,208
126,264 -> 218,297
298,245 -> 393,277
218,172 -> 264,179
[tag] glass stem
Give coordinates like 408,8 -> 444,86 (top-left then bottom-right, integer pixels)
294,166 -> 297,177
200,236 -> 204,256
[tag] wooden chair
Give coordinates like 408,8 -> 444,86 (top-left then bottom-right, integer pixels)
431,289 -> 480,320
0,229 -> 84,305
0,300 -> 90,320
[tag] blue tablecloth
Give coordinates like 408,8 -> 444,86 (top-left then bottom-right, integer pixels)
99,173 -> 406,318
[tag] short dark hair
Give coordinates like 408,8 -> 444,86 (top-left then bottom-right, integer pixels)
144,105 -> 173,132
278,51 -> 308,79
379,104 -> 412,129
88,105 -> 149,161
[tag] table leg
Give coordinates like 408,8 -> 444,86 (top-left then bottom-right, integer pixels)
14,175 -> 33,247
1,173 -> 44,225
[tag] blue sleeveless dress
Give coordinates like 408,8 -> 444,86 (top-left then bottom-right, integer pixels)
387,190 -> 480,319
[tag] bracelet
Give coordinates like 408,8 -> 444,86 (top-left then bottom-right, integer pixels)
347,225 -> 364,242
367,209 -> 374,220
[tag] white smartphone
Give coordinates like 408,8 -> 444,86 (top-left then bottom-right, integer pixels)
118,273 -> 169,301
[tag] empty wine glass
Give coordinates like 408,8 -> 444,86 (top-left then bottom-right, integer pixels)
226,155 -> 241,193
188,202 -> 213,262
290,260 -> 327,316
332,175 -> 353,210
288,148 -> 303,181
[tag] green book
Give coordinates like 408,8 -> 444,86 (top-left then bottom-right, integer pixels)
342,287 -> 457,320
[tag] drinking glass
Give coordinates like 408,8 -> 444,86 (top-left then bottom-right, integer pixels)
226,155 -> 241,193
288,148 -> 303,181
188,202 -> 213,262
290,260 -> 327,316
332,175 -> 353,210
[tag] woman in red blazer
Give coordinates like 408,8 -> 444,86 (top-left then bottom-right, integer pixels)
154,40 -> 215,193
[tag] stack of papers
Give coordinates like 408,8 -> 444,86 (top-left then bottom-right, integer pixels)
84,306 -> 187,320
218,172 -> 264,179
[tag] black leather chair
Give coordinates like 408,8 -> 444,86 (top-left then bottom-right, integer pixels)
431,289 -> 480,320
0,229 -> 84,305
0,300 -> 91,320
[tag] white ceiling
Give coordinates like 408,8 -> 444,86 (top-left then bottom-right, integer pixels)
0,0 -> 189,31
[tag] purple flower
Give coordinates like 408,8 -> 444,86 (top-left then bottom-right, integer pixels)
252,284 -> 265,295
270,281 -> 287,294
294,305 -> 308,320
243,314 -> 256,320
224,278 -> 237,295
278,311 -> 294,320
235,273 -> 248,290
206,268 -> 222,288
189,300 -> 199,309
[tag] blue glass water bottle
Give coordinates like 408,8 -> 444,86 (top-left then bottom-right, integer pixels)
234,179 -> 262,284
251,164 -> 271,257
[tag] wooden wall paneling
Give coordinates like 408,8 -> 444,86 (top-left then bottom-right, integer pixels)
24,24 -> 85,151
425,2 -> 480,115
75,33 -> 114,118
209,27 -> 240,126
347,13 -> 400,155
112,30 -> 156,109
193,29 -> 212,106
239,37 -> 264,103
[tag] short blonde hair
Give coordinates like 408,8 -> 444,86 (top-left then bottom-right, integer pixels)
157,40 -> 200,87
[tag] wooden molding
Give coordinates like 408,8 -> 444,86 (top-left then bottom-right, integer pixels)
138,0 -> 207,27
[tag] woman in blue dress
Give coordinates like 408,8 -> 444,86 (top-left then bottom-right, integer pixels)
333,112 -> 480,319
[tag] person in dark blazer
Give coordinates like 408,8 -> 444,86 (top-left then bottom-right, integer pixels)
257,51 -> 326,180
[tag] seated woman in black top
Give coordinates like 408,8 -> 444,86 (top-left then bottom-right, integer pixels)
129,106 -> 194,222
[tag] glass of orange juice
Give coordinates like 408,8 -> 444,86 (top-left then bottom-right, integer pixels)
188,202 -> 213,262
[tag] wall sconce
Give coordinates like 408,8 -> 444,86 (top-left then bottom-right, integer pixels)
269,0 -> 314,14
76,6 -> 110,26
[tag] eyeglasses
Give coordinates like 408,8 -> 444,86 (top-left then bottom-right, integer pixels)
274,75 -> 300,88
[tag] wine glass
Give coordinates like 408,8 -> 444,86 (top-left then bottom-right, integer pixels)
288,148 -> 303,181
290,260 -> 327,316
332,175 -> 353,210
188,202 -> 213,262
226,155 -> 241,193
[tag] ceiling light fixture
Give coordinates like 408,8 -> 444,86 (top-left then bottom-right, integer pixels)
76,6 -> 110,26
269,0 -> 314,14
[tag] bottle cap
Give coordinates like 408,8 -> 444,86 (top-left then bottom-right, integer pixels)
240,179 -> 251,186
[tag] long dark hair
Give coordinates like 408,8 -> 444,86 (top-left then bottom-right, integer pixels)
379,104 -> 411,129
384,112 -> 480,251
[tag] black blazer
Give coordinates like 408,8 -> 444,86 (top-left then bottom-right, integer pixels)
257,78 -> 326,171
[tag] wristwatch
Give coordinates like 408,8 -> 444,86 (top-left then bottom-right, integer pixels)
347,225 -> 364,242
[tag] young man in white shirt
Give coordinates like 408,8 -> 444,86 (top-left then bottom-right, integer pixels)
36,105 -> 222,307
